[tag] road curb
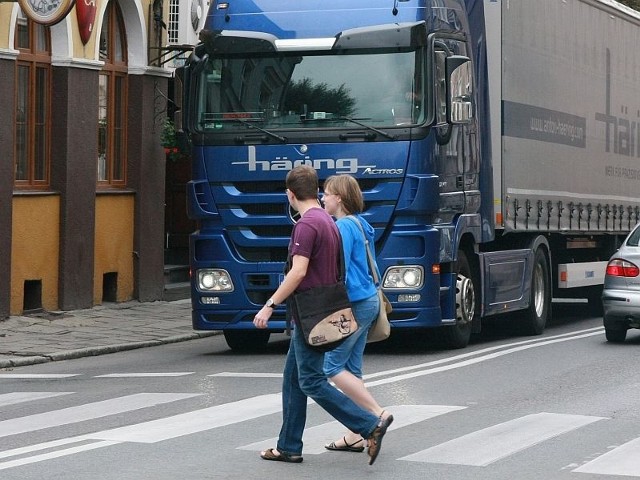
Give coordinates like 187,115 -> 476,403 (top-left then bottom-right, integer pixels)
0,331 -> 220,369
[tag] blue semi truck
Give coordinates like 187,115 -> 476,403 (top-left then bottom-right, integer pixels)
176,0 -> 640,350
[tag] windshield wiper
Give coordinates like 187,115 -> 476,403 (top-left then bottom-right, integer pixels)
336,116 -> 397,141
232,118 -> 287,144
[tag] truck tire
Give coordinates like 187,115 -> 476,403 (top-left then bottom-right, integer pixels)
521,248 -> 550,335
224,330 -> 271,351
437,250 -> 476,349
587,286 -> 604,317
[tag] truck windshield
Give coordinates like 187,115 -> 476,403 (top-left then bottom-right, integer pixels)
195,49 -> 425,132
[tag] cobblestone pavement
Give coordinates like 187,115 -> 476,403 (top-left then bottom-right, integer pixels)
0,299 -> 218,368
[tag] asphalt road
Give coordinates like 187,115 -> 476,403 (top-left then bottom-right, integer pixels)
1,302 -> 639,480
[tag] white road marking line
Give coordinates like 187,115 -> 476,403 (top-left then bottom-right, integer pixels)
238,404 -> 467,454
0,441 -> 119,471
210,328 -> 604,382
573,437 -> 640,476
0,437 -> 97,460
365,331 -> 604,388
0,392 -> 73,407
0,374 -> 80,379
364,327 -> 604,381
0,393 -> 200,438
400,412 -> 606,466
95,373 -> 195,378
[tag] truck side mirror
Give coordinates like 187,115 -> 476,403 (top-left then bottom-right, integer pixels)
446,55 -> 473,124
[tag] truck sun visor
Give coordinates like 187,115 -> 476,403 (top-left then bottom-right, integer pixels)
200,21 -> 427,56
199,29 -> 278,54
334,21 -> 427,50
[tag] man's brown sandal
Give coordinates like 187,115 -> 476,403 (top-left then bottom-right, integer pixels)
367,412 -> 394,465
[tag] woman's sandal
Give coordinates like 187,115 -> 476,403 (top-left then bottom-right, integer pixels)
325,436 -> 365,452
260,448 -> 303,463
367,411 -> 394,466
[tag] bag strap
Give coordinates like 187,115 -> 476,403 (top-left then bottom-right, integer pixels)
346,215 -> 380,286
336,229 -> 346,283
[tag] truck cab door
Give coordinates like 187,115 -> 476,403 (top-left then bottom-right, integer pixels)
433,44 -> 479,224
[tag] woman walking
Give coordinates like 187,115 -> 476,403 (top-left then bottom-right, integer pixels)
321,174 -> 392,453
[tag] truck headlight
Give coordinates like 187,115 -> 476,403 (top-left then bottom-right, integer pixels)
383,266 -> 424,289
197,269 -> 234,292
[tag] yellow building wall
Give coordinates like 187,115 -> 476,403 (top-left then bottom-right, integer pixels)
0,5 -> 13,50
94,194 -> 135,304
11,195 -> 60,314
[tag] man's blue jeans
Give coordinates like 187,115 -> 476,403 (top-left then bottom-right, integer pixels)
276,325 -> 380,456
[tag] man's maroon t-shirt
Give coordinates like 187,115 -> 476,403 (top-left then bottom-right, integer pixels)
289,207 -> 340,293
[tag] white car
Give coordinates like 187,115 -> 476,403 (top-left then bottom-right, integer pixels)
602,223 -> 640,342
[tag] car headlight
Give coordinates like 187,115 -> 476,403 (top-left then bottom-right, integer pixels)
382,266 -> 424,289
197,269 -> 234,292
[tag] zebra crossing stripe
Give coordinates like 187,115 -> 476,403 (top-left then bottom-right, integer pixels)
238,404 -> 467,454
400,412 -> 606,466
0,393 -> 200,438
573,437 -> 640,476
90,393 -> 282,443
95,373 -> 195,378
0,393 -> 282,471
0,392 -> 73,407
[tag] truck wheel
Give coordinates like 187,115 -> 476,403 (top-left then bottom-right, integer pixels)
224,330 -> 271,351
438,250 -> 476,349
587,286 -> 604,317
521,248 -> 550,335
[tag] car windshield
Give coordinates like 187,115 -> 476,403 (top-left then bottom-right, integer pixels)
194,49 -> 425,132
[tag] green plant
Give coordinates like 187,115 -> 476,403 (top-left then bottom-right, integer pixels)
161,118 -> 177,148
161,118 -> 184,161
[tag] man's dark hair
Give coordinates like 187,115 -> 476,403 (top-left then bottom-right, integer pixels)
286,165 -> 318,200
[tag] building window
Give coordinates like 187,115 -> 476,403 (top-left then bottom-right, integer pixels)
98,1 -> 128,186
14,10 -> 51,188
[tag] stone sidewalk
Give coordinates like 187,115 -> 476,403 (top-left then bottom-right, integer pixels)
0,299 -> 218,368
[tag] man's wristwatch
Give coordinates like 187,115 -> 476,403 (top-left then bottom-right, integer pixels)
265,298 -> 276,308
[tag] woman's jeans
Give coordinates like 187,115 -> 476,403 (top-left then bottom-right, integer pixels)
324,292 -> 379,378
276,326 -> 379,456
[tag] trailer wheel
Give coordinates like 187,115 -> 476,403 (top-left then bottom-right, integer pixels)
224,330 -> 271,351
587,286 -> 604,317
521,248 -> 550,335
437,250 -> 476,349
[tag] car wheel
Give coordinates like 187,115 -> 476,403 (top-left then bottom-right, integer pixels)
604,326 -> 627,343
224,330 -> 271,351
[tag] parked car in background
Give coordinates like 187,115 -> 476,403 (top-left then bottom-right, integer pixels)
602,223 -> 640,342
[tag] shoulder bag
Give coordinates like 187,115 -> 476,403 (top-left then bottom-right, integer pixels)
347,216 -> 392,343
292,232 -> 358,352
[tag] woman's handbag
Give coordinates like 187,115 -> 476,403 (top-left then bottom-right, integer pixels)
368,288 -> 392,342
292,234 -> 358,351
347,216 -> 392,343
